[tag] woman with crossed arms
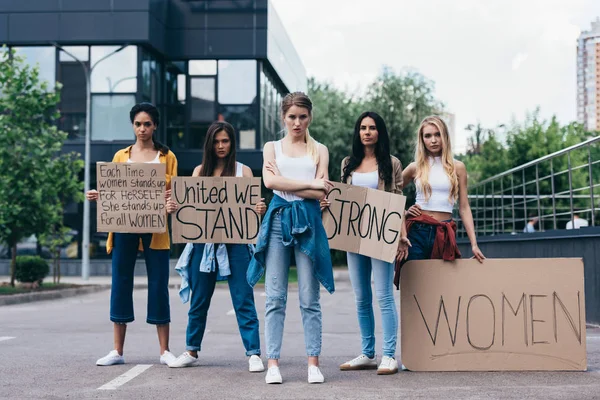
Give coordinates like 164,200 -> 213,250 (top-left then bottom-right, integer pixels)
247,92 -> 334,385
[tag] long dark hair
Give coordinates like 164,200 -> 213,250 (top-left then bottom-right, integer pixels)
129,102 -> 169,154
342,111 -> 392,188
200,121 -> 237,177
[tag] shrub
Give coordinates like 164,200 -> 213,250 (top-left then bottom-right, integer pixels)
15,256 -> 50,283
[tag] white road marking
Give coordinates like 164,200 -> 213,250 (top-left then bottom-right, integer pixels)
0,337 -> 15,342
226,309 -> 235,316
97,364 -> 152,390
260,292 -> 266,297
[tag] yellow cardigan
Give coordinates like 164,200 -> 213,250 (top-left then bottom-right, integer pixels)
105,145 -> 178,254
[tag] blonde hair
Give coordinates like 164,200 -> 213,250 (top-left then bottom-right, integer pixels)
414,115 -> 459,202
281,92 -> 319,164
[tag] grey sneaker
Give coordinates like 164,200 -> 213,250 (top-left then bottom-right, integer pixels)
340,354 -> 377,371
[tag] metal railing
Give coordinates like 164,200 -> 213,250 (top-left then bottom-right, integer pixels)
455,136 -> 600,237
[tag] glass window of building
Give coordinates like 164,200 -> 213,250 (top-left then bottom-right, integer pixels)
59,46 -> 89,62
218,60 -> 257,104
189,60 -> 217,76
90,46 -> 137,93
13,47 -> 56,90
219,105 -> 256,149
191,78 -> 216,122
91,95 -> 136,141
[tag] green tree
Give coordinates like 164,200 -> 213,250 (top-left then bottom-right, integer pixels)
0,48 -> 82,286
364,67 -> 441,168
38,153 -> 84,283
308,78 -> 364,182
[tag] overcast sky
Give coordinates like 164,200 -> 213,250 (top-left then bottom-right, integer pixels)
271,0 -> 600,153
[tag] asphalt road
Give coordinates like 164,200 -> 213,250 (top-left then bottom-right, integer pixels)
1,276 -> 600,400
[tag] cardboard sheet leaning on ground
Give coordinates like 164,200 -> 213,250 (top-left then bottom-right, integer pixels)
322,182 -> 406,263
96,162 -> 167,233
401,258 -> 587,371
171,176 -> 261,244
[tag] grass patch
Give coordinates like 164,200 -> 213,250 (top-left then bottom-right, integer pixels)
0,282 -> 79,296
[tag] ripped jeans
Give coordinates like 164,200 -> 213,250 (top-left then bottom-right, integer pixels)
264,212 -> 322,359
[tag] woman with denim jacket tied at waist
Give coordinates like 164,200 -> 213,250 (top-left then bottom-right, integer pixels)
394,116 -> 485,288
166,121 -> 267,372
247,92 -> 334,385
335,111 -> 410,375
86,103 -> 179,367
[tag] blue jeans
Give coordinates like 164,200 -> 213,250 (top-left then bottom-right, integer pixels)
110,233 -> 170,324
405,222 -> 438,261
347,252 -> 397,358
264,213 -> 322,359
186,243 -> 260,356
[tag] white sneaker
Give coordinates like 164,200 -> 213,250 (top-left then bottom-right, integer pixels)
160,350 -> 178,366
340,354 -> 377,371
96,350 -> 124,366
168,352 -> 198,368
249,355 -> 265,372
308,365 -> 324,384
265,366 -> 283,384
377,356 -> 399,375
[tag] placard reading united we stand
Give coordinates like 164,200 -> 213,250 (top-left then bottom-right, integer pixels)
171,176 -> 261,244
96,162 -> 167,233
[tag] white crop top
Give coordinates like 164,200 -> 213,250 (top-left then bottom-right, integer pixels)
272,140 -> 317,202
351,170 -> 379,189
415,157 -> 455,213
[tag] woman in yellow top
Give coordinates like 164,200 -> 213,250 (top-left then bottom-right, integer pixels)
86,102 -> 178,366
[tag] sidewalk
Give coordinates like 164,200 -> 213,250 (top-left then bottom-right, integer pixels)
0,267 -> 349,287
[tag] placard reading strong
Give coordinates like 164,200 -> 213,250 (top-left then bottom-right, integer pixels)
322,182 -> 406,263
96,162 -> 167,233
171,177 -> 261,244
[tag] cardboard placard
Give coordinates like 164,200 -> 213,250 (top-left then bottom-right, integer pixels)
400,258 -> 587,371
171,177 -> 261,244
96,162 -> 167,233
322,182 -> 406,262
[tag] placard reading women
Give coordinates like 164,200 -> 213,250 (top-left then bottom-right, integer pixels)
171,177 -> 261,244
96,162 -> 167,233
322,182 -> 406,263
401,259 -> 587,371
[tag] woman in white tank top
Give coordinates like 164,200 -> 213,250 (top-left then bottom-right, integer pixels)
167,122 -> 267,371
249,92 -> 333,385
397,116 -> 485,287
336,111 -> 410,375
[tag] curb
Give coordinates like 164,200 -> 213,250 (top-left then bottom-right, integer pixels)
0,285 -> 111,306
0,283 -> 184,307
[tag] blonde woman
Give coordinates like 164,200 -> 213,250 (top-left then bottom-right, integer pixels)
394,116 -> 484,287
247,92 -> 334,385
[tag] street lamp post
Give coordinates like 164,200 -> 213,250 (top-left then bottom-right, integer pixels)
51,43 -> 127,280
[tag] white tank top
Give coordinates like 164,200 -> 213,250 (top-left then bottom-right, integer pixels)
351,170 -> 379,189
127,151 -> 160,163
272,140 -> 317,202
415,157 -> 455,213
235,162 -> 244,177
